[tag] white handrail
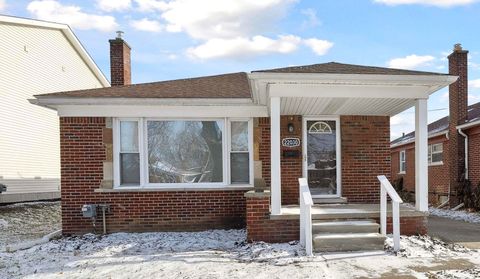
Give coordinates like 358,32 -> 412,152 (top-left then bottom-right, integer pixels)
299,178 -> 313,256
377,175 -> 403,252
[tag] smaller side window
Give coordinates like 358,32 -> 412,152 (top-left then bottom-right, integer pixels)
399,150 -> 406,173
118,120 -> 141,185
429,143 -> 443,165
230,121 -> 250,184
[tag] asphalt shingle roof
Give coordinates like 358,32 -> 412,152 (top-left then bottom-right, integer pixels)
253,62 -> 448,76
35,72 -> 252,99
391,102 -> 480,146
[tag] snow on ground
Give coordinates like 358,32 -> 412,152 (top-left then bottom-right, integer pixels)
429,206 -> 480,224
0,201 -> 61,247
1,229 -> 480,279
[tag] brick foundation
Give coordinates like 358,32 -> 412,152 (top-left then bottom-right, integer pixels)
245,191 -> 299,242
60,117 -> 245,235
374,216 -> 427,235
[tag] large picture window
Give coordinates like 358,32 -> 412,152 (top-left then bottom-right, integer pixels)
114,118 -> 252,188
147,120 -> 224,184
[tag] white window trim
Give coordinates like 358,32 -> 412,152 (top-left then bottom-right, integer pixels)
227,119 -> 254,185
113,117 -> 254,189
428,143 -> 444,166
113,118 -> 145,187
399,150 -> 406,174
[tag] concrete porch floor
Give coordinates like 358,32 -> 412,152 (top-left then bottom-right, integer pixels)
271,203 -> 428,220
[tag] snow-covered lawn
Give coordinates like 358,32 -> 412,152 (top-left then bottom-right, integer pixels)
1,229 -> 480,279
429,207 -> 480,224
0,201 -> 61,247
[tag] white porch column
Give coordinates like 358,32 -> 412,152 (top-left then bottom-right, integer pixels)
415,99 -> 428,212
270,97 -> 282,215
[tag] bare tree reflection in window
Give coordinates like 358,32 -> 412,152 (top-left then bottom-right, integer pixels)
147,120 -> 223,184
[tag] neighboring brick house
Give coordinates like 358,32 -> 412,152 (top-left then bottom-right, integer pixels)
32,34 -> 455,246
391,44 -> 480,206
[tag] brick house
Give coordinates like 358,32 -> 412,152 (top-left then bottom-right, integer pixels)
391,44 -> 480,206
31,35 -> 456,250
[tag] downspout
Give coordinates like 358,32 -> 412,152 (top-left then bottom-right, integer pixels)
457,128 -> 468,180
437,131 -> 451,209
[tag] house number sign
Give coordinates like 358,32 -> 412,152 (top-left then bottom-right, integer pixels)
282,137 -> 301,147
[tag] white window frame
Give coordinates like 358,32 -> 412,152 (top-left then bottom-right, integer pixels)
113,117 -> 253,189
399,150 -> 406,174
113,118 -> 145,187
428,143 -> 443,166
227,119 -> 254,185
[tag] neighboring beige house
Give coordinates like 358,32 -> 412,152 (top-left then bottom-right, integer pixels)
0,15 -> 109,203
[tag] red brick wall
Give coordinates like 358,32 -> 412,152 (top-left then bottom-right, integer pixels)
257,116 -> 303,205
341,116 -> 390,203
245,193 -> 298,243
391,134 -> 450,204
374,216 -> 427,235
258,115 -> 391,204
60,117 -> 245,235
467,126 -> 480,187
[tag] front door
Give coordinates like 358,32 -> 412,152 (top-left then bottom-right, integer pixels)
304,118 -> 340,197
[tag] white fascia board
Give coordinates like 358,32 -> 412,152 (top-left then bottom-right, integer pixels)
0,15 -> 110,87
248,72 -> 457,86
32,97 -> 254,106
55,104 -> 268,117
268,83 -> 431,99
390,130 -> 448,148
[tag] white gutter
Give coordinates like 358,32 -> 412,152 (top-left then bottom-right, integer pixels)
457,127 -> 469,180
456,118 -> 480,130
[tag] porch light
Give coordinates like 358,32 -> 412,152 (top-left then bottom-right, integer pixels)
287,123 -> 295,133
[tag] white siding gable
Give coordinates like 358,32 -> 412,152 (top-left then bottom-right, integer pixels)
0,21 -> 105,185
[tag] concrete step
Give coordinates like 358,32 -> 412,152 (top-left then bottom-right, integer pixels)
312,219 -> 380,234
313,233 -> 386,252
313,197 -> 347,204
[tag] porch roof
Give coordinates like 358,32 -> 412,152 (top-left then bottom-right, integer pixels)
249,70 -> 457,117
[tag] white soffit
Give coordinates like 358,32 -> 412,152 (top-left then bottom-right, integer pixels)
280,97 -> 415,116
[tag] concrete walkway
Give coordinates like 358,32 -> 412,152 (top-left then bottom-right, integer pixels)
428,215 -> 480,249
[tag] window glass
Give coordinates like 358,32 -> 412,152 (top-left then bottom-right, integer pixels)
432,152 -> 443,163
147,120 -> 223,184
120,153 -> 140,184
231,122 -> 248,151
231,153 -> 249,183
120,121 -> 138,152
428,143 -> 443,164
400,150 -> 406,172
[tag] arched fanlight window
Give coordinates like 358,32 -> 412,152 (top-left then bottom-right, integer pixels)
308,121 -> 332,134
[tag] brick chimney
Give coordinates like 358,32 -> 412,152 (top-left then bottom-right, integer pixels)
448,43 -> 468,198
109,31 -> 131,86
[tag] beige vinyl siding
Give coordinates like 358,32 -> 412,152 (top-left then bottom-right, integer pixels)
0,22 -> 104,187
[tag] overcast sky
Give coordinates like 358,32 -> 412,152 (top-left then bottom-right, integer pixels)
2,0 -> 480,140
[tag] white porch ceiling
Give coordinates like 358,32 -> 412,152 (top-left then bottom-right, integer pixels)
280,97 -> 414,116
